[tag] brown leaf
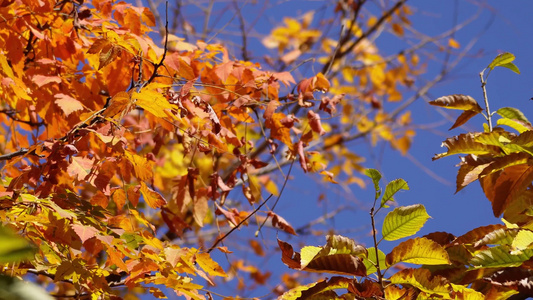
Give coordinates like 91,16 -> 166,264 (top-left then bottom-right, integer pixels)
319,94 -> 343,115
277,239 -> 302,269
488,164 -> 533,217
429,94 -> 483,112
449,109 -> 481,130
267,211 -> 296,235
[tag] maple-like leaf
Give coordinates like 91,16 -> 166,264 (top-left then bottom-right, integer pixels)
55,94 -> 84,116
71,224 -> 99,244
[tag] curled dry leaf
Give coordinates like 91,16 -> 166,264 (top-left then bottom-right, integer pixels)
319,94 -> 344,115
267,211 -> 296,235
307,110 -> 326,136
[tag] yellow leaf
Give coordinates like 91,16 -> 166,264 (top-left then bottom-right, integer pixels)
133,87 -> 172,118
312,72 -> 330,92
386,237 -> 451,266
196,253 -> 227,277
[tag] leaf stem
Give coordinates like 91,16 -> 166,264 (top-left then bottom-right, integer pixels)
370,207 -> 384,289
479,70 -> 492,131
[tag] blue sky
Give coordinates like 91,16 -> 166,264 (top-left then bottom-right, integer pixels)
138,0 -> 533,298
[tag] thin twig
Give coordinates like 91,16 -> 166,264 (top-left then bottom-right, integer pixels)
144,1 -> 169,88
207,194 -> 273,253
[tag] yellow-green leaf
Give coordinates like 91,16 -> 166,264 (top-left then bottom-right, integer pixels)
381,179 -> 409,207
496,107 -> 529,123
488,52 -> 516,70
0,226 -> 35,263
511,230 -> 533,251
382,204 -> 429,241
470,244 -> 533,268
497,118 -> 532,133
386,237 -> 451,266
363,247 -> 386,275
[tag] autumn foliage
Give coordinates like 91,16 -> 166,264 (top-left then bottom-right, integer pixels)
2,0 -> 531,299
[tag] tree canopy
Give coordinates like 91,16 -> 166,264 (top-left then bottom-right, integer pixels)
1,0 -> 533,299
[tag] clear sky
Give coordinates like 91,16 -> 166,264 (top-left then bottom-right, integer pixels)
139,0 -> 533,298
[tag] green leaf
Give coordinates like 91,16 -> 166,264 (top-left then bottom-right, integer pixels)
386,237 -> 451,266
470,245 -> 533,268
496,107 -> 529,123
488,52 -> 516,70
382,204 -> 430,241
364,168 -> 381,193
381,179 -> 409,207
0,226 -> 35,264
363,247 -> 386,275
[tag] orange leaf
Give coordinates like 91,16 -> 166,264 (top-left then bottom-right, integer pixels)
103,91 -> 132,118
124,151 -> 154,181
55,94 -> 84,116
71,224 -> 99,243
140,182 -> 166,209
106,246 -> 128,271
448,38 -> 460,49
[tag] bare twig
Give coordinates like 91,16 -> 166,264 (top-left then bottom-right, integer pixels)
144,1 -> 169,88
207,194 -> 273,253
321,0 -> 406,75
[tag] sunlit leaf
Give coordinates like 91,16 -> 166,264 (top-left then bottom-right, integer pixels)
433,133 -> 502,160
496,107 -> 530,123
497,118 -> 533,133
511,230 -> 533,251
364,168 -> 382,195
429,95 -> 482,112
382,205 -> 430,241
386,237 -> 451,266
363,247 -> 386,275
488,52 -> 516,70
389,268 -> 450,296
381,179 -> 409,207
470,245 -> 533,268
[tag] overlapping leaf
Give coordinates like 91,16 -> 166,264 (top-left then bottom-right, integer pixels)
386,237 -> 451,266
382,204 -> 430,241
278,235 -> 367,276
